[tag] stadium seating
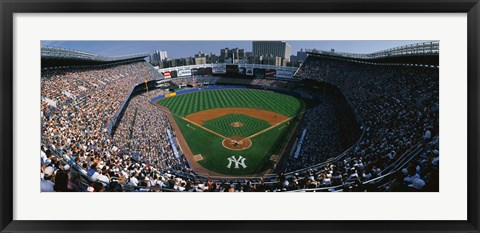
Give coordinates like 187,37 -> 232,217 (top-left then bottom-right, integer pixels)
41,52 -> 439,192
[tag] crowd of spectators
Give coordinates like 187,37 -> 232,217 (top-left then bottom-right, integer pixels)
41,61 -> 189,192
170,76 -> 219,88
40,54 -> 439,192
113,94 -> 190,174
251,79 -> 289,89
283,95 -> 345,172
285,55 -> 439,191
142,88 -> 167,99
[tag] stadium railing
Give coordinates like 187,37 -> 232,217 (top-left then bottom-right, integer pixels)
42,46 -> 149,62
40,133 -> 433,192
304,52 -> 439,69
308,41 -> 439,60
288,140 -> 430,192
108,73 -> 163,137
40,61 -> 437,192
121,138 -> 428,192
283,117 -> 365,176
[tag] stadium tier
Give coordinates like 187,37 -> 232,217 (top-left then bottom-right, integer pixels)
41,47 -> 150,68
41,43 -> 439,192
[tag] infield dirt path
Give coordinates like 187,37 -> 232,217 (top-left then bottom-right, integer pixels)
185,108 -> 289,126
157,105 -> 226,176
156,105 -> 287,178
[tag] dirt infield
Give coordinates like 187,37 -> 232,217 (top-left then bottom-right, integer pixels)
222,136 -> 252,150
157,105 -> 227,176
156,105 -> 293,178
185,108 -> 289,126
230,122 -> 244,128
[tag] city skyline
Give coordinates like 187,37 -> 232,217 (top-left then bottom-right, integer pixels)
41,40 -> 430,59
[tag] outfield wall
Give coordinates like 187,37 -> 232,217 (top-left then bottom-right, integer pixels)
111,78 -> 362,178
150,85 -> 304,103
158,64 -> 298,79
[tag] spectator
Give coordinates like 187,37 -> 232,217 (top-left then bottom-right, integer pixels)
41,166 -> 55,192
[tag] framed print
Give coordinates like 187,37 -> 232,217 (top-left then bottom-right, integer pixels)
1,0 -> 479,232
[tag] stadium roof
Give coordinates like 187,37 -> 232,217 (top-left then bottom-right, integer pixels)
41,47 -> 149,68
307,41 -> 439,66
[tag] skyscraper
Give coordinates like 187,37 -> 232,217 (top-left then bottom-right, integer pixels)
220,47 -> 247,63
296,49 -> 309,62
220,48 -> 229,62
252,41 -> 291,62
151,50 -> 168,65
161,51 -> 168,60
194,52 -> 207,65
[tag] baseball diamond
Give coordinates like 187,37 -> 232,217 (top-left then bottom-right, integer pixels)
40,41 -> 440,193
202,114 -> 272,138
156,89 -> 305,176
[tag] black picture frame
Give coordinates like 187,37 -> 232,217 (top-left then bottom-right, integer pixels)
1,0 -> 479,232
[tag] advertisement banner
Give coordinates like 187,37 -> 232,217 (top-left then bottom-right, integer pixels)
276,70 -> 294,78
243,65 -> 254,76
238,67 -> 246,75
170,70 -> 178,78
212,64 -> 226,74
294,129 -> 307,159
246,68 -> 254,76
191,68 -> 199,76
162,71 -> 171,79
205,67 -> 213,75
254,68 -> 265,78
166,129 -> 180,159
165,92 -> 177,98
265,69 -> 276,77
226,65 -> 239,74
177,69 -> 192,77
198,68 -> 211,75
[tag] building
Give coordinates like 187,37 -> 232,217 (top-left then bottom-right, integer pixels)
194,52 -> 207,65
296,49 -> 309,62
248,55 -> 262,64
220,48 -> 229,62
252,41 -> 291,66
159,51 -> 168,61
240,49 -> 246,58
166,59 -> 176,67
262,55 -> 284,66
290,55 -> 298,63
220,47 -> 247,63
207,53 -> 220,64
228,48 -> 246,60
151,50 -> 168,66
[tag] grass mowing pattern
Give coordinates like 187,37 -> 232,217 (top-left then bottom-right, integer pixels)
174,115 -> 293,175
202,114 -> 271,138
158,89 -> 304,175
157,89 -> 301,117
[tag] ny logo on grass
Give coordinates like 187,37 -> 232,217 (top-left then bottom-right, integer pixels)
227,156 -> 247,169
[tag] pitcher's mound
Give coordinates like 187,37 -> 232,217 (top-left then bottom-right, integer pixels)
222,136 -> 252,150
230,122 -> 244,128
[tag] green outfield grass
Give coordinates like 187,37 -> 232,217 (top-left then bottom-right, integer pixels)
174,115 -> 295,175
157,89 -> 304,176
157,89 -> 301,117
202,114 -> 271,138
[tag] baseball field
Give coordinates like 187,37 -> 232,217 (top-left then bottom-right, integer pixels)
156,88 -> 305,176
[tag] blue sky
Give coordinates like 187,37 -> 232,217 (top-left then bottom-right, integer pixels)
41,40 -> 430,58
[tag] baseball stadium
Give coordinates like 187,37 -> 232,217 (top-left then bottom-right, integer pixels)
40,41 -> 439,192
